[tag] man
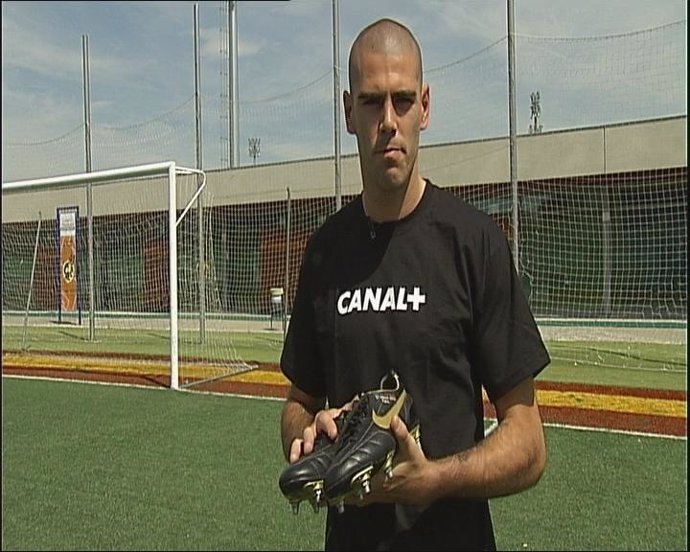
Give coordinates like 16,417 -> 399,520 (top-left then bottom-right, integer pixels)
280,17 -> 550,551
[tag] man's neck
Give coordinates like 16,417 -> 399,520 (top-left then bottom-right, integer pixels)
362,175 -> 427,223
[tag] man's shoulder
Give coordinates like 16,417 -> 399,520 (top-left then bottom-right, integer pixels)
316,195 -> 360,233
426,180 -> 499,230
304,195 -> 361,252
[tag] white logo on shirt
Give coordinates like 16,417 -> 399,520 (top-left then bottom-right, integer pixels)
336,286 -> 426,315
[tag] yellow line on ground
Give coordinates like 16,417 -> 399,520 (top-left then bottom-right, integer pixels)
230,370 -> 289,386
4,354 -> 686,418
240,371 -> 685,418
3,353 -> 243,379
3,353 -> 168,375
537,389 -> 686,418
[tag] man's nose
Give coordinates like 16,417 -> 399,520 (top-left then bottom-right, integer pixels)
379,96 -> 397,135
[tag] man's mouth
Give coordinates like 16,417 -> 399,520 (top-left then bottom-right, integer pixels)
376,146 -> 404,156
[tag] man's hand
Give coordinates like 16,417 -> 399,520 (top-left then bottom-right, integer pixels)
288,407 -> 339,463
348,415 -> 437,507
288,397 -> 358,464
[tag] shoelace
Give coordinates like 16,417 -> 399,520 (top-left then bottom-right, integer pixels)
336,373 -> 402,448
337,395 -> 371,448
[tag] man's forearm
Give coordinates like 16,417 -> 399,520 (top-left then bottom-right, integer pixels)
280,399 -> 316,461
431,411 -> 546,500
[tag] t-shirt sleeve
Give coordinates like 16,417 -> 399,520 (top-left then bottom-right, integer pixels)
471,225 -> 550,402
279,237 -> 327,398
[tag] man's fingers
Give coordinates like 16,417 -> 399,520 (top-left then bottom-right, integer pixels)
290,406 -> 354,465
391,415 -> 423,461
390,415 -> 409,441
315,408 -> 342,440
298,424 -> 318,459
289,439 -> 304,463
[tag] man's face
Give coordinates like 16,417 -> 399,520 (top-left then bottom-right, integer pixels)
344,48 -> 429,191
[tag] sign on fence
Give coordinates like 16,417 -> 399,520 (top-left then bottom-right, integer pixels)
57,206 -> 79,317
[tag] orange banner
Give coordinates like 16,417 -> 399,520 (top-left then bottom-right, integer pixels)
59,209 -> 77,312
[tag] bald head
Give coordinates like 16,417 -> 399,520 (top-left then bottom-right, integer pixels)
348,18 -> 423,92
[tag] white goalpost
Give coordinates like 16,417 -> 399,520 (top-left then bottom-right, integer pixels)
2,161 -> 206,390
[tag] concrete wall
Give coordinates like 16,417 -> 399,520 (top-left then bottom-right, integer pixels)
2,116 -> 686,223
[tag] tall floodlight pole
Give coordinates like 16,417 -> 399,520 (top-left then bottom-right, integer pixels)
194,3 -> 206,344
194,6 -> 203,172
507,0 -> 519,272
229,1 -> 240,168
219,2 -> 229,168
81,34 -> 96,342
332,0 -> 342,211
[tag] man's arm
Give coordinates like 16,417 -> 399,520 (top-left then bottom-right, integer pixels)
280,384 -> 327,462
434,375 -> 546,498
365,375 -> 546,505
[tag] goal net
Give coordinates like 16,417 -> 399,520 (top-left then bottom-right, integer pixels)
1,161 -> 255,390
2,14 -> 685,389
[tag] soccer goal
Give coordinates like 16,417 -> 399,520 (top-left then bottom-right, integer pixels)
2,161 -> 254,390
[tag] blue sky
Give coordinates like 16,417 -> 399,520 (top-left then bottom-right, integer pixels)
2,0 -> 686,179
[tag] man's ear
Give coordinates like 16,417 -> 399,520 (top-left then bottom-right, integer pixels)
343,90 -> 355,134
420,83 -> 430,131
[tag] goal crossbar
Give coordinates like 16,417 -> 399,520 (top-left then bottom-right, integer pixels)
2,161 -> 207,390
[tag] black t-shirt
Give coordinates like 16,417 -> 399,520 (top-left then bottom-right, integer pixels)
281,180 -> 550,551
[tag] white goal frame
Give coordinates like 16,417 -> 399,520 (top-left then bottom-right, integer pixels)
2,161 -> 206,390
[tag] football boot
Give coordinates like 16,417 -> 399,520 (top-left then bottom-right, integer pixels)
278,410 -> 349,514
323,371 -> 420,512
